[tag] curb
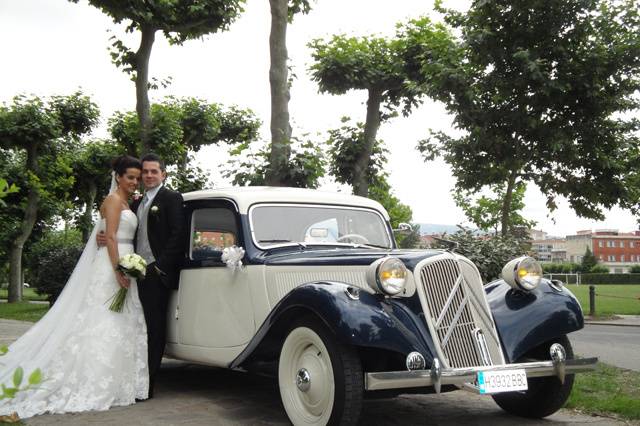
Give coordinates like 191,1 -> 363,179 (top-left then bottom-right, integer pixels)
584,321 -> 640,328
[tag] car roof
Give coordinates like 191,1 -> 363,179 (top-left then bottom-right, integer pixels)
182,186 -> 390,219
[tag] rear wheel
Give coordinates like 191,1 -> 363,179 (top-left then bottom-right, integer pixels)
278,316 -> 363,425
492,335 -> 575,418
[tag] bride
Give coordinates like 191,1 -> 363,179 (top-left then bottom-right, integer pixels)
0,155 -> 149,419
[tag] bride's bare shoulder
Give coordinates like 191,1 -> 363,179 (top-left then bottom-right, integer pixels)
99,194 -> 123,217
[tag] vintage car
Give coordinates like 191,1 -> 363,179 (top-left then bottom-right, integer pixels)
165,187 -> 597,425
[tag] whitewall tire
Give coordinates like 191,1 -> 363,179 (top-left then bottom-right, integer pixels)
278,317 -> 363,426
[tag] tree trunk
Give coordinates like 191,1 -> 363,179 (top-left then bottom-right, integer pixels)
8,143 -> 40,303
353,89 -> 383,197
500,170 -> 518,237
81,182 -> 97,243
135,25 -> 156,155
266,0 -> 292,186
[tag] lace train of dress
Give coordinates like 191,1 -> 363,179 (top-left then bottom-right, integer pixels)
0,210 -> 148,419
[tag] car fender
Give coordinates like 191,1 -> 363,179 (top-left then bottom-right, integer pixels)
230,281 -> 437,369
486,278 -> 584,362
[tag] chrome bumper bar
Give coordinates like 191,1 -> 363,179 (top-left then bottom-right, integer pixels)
365,357 -> 598,392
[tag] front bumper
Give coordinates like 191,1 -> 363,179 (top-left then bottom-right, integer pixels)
365,357 -> 598,392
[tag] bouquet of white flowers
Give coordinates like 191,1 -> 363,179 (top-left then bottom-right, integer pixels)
108,254 -> 147,313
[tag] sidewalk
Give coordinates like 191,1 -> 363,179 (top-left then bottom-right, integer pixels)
584,314 -> 640,327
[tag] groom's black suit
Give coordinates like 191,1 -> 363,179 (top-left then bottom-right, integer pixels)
132,186 -> 184,394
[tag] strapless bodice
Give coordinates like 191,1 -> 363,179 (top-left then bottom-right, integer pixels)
99,210 -> 137,241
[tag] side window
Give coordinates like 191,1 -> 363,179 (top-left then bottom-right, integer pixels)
190,208 -> 238,261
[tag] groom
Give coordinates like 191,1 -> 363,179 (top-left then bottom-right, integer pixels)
100,153 -> 184,398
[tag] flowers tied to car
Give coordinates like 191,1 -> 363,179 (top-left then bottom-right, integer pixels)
108,254 -> 147,312
221,246 -> 245,271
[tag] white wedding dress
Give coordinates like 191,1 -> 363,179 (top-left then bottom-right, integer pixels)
0,210 -> 148,419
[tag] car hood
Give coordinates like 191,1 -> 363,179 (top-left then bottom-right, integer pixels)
253,247 -> 445,271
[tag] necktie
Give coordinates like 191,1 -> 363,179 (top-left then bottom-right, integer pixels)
141,192 -> 149,207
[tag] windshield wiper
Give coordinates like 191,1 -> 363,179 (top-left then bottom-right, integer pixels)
259,239 -> 307,249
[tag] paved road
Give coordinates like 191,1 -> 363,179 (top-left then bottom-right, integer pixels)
572,323 -> 640,371
25,361 -> 627,426
0,318 -> 634,425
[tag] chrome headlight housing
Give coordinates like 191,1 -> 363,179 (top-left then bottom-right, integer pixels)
502,256 -> 542,291
366,257 -> 407,296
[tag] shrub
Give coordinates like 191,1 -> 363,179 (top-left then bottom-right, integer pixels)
590,265 -> 610,273
27,229 -> 83,305
433,228 -> 529,282
580,273 -> 640,284
629,265 -> 640,273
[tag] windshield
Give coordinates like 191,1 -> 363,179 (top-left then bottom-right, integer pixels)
250,204 -> 393,249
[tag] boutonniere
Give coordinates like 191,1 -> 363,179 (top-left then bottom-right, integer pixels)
150,205 -> 159,214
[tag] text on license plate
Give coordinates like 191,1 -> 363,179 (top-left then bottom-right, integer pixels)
477,369 -> 528,394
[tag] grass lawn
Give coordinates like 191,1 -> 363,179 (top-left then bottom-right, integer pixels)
0,288 -> 48,302
0,302 -> 49,322
566,284 -> 640,315
567,362 -> 640,421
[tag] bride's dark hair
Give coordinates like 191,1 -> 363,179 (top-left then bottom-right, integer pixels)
112,155 -> 142,176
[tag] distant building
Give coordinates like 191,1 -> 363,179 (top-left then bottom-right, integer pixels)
565,229 -> 640,273
531,238 -> 567,262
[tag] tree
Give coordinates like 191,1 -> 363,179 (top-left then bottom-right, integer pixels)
581,246 -> 598,273
453,181 -> 536,234
109,97 -> 260,192
414,0 -> 640,236
326,118 -> 414,229
266,0 -> 312,186
225,136 -> 325,188
69,140 -> 122,242
78,0 -> 246,153
310,18 -> 456,197
0,93 -> 99,302
309,35 -> 404,197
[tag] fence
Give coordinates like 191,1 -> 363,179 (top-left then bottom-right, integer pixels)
544,273 -> 640,285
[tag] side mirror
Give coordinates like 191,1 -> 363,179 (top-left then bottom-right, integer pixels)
393,223 -> 413,234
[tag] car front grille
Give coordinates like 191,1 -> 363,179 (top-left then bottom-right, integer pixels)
414,253 -> 504,369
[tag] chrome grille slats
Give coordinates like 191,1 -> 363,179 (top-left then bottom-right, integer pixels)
414,254 -> 505,369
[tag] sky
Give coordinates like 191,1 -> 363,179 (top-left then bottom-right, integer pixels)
0,0 -> 638,237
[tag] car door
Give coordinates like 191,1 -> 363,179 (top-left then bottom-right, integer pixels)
176,199 -> 254,349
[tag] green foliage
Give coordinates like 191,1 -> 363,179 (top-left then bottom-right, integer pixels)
225,137 -> 326,188
82,0 -> 245,44
629,265 -> 640,273
415,0 -> 640,223
453,182 -> 536,233
541,262 -> 581,273
28,229 -> 83,305
590,265 -> 610,274
433,227 -> 531,282
309,34 -> 405,109
581,246 -> 599,273
396,223 -> 421,249
326,118 -> 387,186
0,348 -> 43,402
0,178 -> 18,208
109,98 -> 260,166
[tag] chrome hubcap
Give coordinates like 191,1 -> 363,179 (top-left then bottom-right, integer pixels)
296,368 -> 311,392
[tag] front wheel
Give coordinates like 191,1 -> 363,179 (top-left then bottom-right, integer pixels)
278,316 -> 363,426
492,335 -> 575,418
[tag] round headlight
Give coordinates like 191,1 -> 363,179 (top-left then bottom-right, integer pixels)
367,257 -> 407,295
502,256 -> 542,291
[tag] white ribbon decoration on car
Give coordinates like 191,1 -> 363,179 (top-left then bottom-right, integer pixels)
222,246 -> 245,271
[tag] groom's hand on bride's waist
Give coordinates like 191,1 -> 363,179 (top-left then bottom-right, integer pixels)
97,231 -> 107,247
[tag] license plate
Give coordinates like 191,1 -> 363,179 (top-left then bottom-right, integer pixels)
477,369 -> 528,394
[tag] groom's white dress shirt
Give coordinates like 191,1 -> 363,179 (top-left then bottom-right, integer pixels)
136,185 -> 162,265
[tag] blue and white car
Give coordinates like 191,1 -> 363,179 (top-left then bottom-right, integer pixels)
165,187 -> 597,425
